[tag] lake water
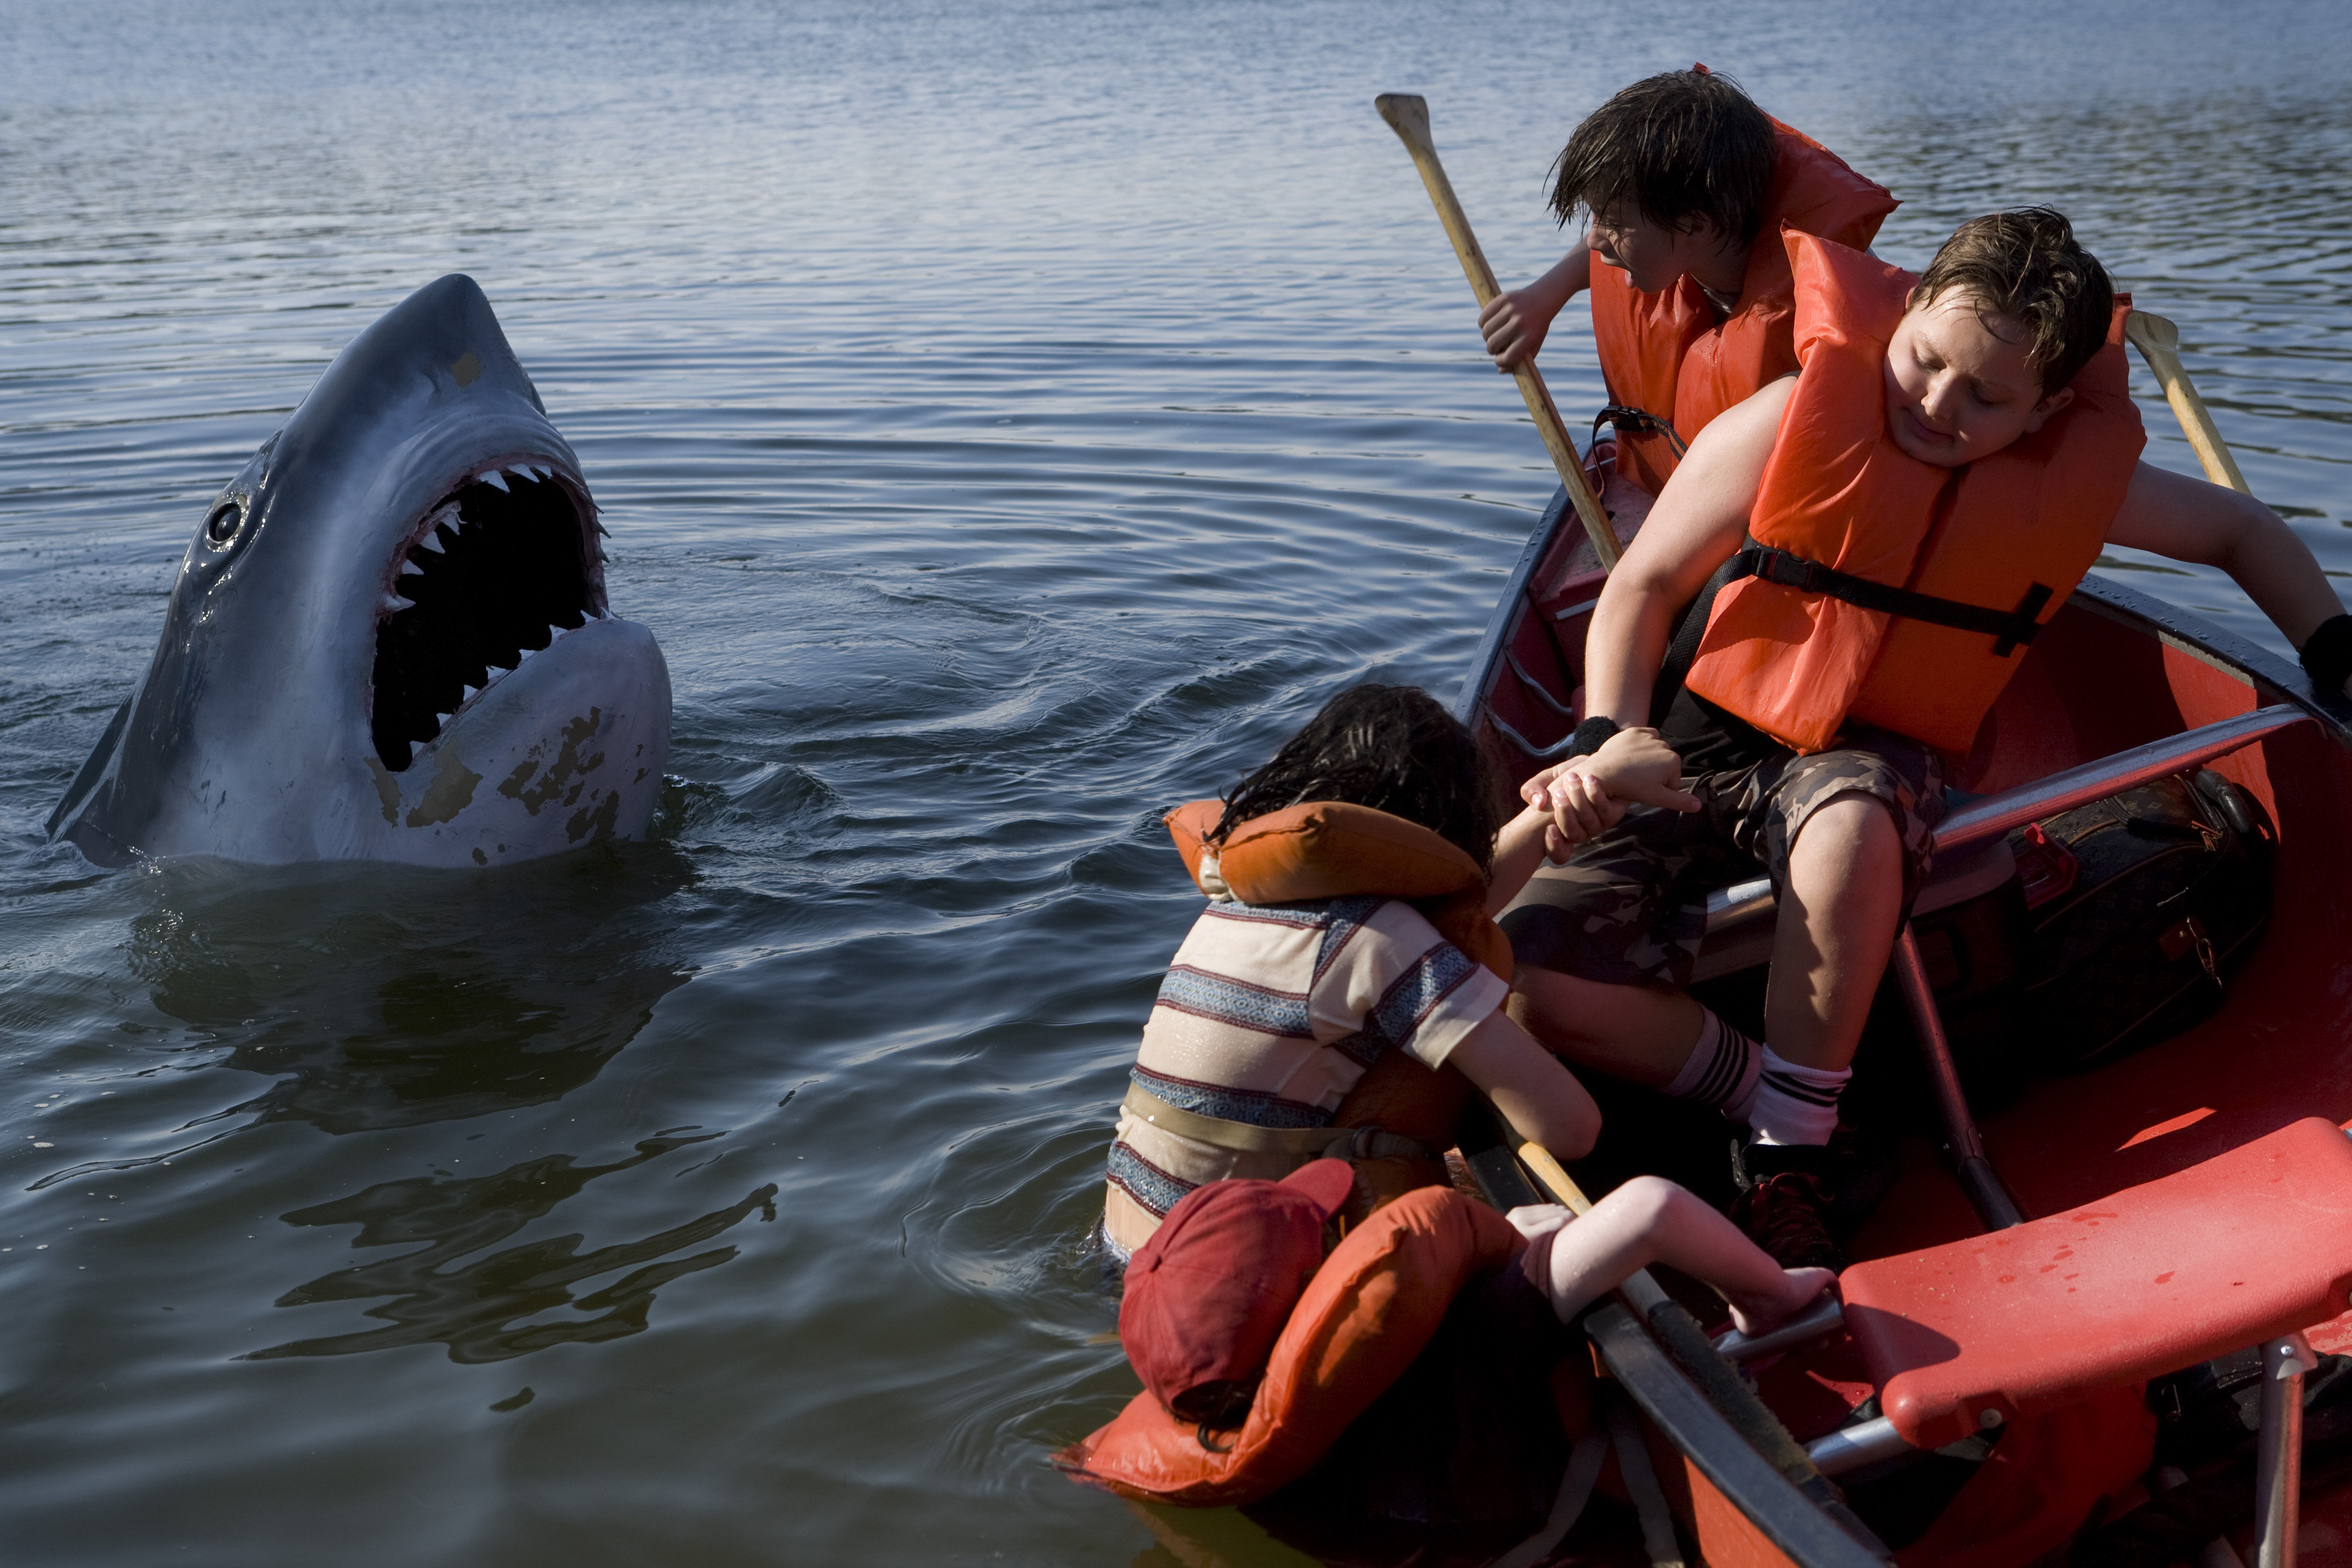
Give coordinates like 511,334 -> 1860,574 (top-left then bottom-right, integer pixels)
4,2 -> 2350,1563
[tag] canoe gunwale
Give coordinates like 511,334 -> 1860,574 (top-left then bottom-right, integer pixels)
1584,1303 -> 1894,1568
1452,485 -> 1570,731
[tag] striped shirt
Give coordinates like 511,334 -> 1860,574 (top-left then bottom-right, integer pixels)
1102,894 -> 1507,1256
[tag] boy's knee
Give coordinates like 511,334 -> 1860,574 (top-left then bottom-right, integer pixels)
1613,1174 -> 1685,1227
1788,790 -> 1900,870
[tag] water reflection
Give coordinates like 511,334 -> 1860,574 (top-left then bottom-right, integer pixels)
246,1133 -> 778,1364
124,849 -> 692,1134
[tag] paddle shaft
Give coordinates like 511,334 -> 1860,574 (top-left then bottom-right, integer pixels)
2126,311 -> 2253,494
1374,94 -> 1621,571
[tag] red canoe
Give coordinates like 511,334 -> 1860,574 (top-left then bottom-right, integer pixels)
1446,386 -> 2352,1565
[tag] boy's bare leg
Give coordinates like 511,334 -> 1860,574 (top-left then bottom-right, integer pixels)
1762,794 -> 1906,1075
1513,1177 -> 1837,1332
1721,794 -> 1908,1268
1508,969 -> 1703,1087
1509,794 -> 1905,1097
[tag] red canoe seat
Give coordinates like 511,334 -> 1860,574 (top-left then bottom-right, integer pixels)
1838,1117 -> 2352,1449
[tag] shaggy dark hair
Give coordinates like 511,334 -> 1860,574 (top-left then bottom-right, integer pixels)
1548,67 -> 1776,245
1213,685 -> 1499,875
1909,208 -> 2115,392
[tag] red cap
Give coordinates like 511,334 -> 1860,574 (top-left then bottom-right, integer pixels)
1118,1159 -> 1356,1426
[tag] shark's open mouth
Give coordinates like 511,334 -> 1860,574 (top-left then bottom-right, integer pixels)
369,462 -> 605,772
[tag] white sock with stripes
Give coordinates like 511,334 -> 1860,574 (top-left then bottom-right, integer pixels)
1662,1009 -> 1764,1118
1747,1047 -> 1850,1147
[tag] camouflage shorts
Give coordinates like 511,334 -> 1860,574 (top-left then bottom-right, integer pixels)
1497,723 -> 1947,987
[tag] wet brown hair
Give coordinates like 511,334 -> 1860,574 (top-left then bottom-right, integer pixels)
1908,208 -> 2115,393
1214,685 -> 1499,876
1548,67 -> 1776,245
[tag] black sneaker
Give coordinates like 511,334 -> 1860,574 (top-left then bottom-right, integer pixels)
1730,1139 -> 1845,1272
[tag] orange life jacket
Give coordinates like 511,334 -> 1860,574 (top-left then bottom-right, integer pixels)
1158,800 -> 1509,1211
1164,799 -> 1512,983
1683,232 -> 2146,757
1055,1184 -> 1528,1506
1588,113 -> 1896,496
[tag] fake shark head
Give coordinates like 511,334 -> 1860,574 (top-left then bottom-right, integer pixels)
47,275 -> 672,868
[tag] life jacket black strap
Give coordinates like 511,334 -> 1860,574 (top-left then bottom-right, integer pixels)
1731,544 -> 2053,657
1592,403 -> 1690,459
1650,551 -> 1747,724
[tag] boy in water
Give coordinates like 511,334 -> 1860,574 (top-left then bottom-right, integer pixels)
1504,209 -> 2352,1268
1100,684 -> 1699,1259
1480,67 -> 1894,519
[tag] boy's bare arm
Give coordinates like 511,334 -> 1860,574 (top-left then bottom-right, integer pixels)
1513,729 -> 1699,880
1579,726 -> 1698,807
1486,803 -> 1560,915
1487,770 -> 1657,915
1447,1010 -> 1601,1161
1581,377 -> 1791,726
1480,236 -> 1592,372
2106,461 -> 2352,698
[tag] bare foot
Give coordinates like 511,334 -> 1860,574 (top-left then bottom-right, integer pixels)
1725,1266 -> 1838,1338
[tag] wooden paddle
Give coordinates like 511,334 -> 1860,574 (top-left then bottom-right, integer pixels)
1375,93 -> 1622,571
2126,311 -> 2254,494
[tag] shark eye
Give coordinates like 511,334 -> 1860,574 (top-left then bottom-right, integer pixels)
204,500 -> 244,548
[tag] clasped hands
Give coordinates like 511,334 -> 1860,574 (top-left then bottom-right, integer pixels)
1519,726 -> 1700,860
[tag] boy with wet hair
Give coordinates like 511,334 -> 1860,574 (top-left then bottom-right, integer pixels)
1903,207 -> 2117,404
1481,67 -> 1894,508
1099,684 -> 1700,1260
1503,208 -> 2352,1270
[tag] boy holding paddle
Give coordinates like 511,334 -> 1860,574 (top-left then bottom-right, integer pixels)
1480,68 -> 1893,521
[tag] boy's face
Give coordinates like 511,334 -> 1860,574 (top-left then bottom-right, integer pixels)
1587,204 -> 1728,295
1880,290 -> 2074,468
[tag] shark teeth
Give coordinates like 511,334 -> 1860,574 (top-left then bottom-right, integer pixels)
370,459 -> 600,773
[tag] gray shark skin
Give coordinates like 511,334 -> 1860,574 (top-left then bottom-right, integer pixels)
47,275 -> 671,867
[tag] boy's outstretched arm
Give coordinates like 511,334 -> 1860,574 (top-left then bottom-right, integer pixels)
1481,235 -> 1592,372
1580,376 -> 1790,726
1488,802 -> 1574,915
1447,1009 -> 1602,1163
2106,461 -> 2352,699
1576,726 -> 1700,810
